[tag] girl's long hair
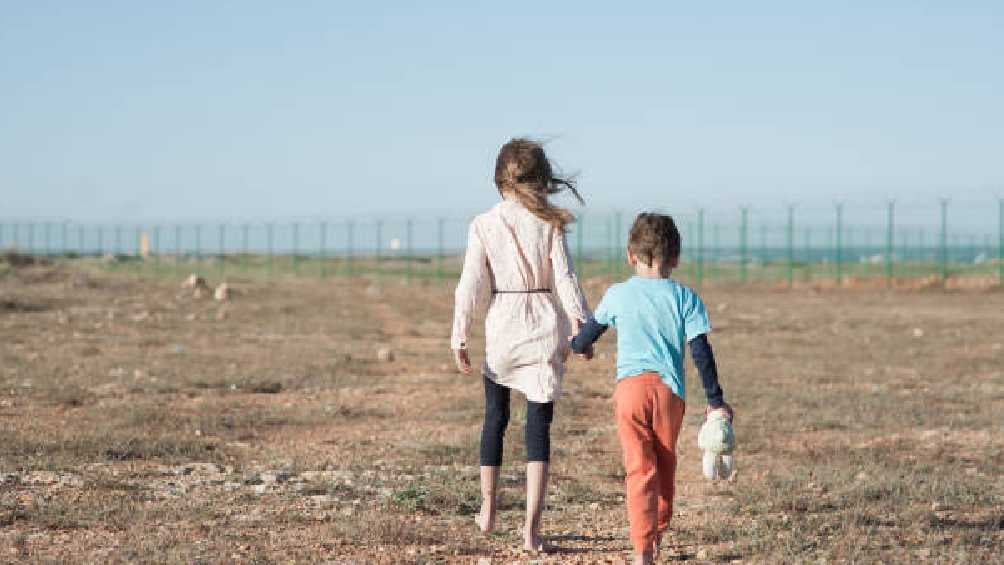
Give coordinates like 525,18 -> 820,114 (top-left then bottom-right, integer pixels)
494,138 -> 584,231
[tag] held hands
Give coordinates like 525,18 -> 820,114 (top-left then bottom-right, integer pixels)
452,347 -> 473,375
568,319 -> 594,361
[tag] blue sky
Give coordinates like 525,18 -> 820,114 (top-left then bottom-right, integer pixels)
2,1 -> 1001,222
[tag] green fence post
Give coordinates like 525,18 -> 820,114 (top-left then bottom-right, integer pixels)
375,219 -> 383,277
194,224 -> 202,271
998,198 -> 1003,284
939,199 -> 948,283
606,216 -> 614,277
319,221 -> 328,278
291,222 -> 300,275
346,220 -> 355,277
576,214 -> 584,272
266,223 -> 274,278
241,224 -> 250,273
786,205 -> 794,288
615,211 -> 623,277
135,226 -> 143,272
405,218 -> 413,282
153,225 -> 160,274
696,209 -> 704,289
218,224 -> 226,278
885,200 -> 895,288
759,224 -> 768,270
711,222 -> 720,283
847,226 -> 855,279
804,227 -> 812,282
739,207 -> 748,284
436,218 -> 445,282
835,203 -> 843,286
174,224 -> 183,276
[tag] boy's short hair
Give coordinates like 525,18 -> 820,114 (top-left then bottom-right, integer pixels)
628,212 -> 681,267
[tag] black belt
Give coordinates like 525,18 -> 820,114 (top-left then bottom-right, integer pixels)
492,288 -> 551,294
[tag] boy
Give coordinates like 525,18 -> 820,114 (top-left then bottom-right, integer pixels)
570,212 -> 732,565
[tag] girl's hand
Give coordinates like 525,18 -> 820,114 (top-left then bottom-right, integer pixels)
452,348 -> 473,375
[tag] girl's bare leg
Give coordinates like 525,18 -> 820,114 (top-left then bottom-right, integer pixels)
475,466 -> 500,534
523,461 -> 548,551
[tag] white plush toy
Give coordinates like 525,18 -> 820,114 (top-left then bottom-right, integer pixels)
698,408 -> 736,480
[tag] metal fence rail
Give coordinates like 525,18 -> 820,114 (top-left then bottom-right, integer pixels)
2,199 -> 1002,288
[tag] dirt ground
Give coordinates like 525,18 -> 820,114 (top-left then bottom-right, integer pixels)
1,260 -> 1001,564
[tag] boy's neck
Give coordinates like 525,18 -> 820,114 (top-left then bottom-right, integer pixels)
633,262 -> 673,279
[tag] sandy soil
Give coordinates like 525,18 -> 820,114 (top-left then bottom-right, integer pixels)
1,261 -> 1001,563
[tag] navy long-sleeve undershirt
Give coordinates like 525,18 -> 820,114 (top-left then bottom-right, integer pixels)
570,317 -> 725,408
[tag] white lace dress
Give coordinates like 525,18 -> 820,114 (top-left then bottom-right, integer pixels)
451,199 -> 590,402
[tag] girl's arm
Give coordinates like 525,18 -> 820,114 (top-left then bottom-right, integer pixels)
451,220 -> 490,357
550,228 -> 590,327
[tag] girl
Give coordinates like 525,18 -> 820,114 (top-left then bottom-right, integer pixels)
451,138 -> 590,552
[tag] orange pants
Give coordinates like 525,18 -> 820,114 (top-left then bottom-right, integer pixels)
613,372 -> 686,554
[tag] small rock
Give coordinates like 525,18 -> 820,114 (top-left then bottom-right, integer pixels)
214,283 -> 230,302
260,470 -> 292,484
931,501 -> 948,512
376,347 -> 395,362
181,273 -> 207,290
912,328 -> 924,338
696,548 -> 709,559
180,462 -> 222,476
589,502 -> 600,510
252,483 -> 269,495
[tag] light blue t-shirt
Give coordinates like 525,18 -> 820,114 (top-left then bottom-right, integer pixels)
593,276 -> 711,401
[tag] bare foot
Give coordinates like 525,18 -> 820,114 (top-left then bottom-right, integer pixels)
474,503 -> 495,534
523,529 -> 544,552
632,550 -> 654,565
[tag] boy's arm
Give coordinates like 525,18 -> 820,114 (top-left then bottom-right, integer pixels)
689,333 -> 726,409
570,317 -> 609,354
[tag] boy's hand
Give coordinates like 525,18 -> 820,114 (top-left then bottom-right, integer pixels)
452,348 -> 473,375
707,402 -> 734,422
567,336 -> 594,361
568,319 -> 593,361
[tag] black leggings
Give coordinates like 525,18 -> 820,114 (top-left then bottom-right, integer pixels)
480,376 -> 554,466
